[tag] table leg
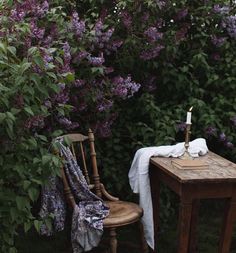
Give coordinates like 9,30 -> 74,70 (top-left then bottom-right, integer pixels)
218,198 -> 236,253
188,199 -> 200,253
177,200 -> 193,253
149,167 -> 160,253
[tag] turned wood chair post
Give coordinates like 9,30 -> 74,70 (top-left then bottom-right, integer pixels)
88,128 -> 102,198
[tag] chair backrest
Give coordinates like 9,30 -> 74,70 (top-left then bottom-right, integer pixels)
59,129 -> 102,203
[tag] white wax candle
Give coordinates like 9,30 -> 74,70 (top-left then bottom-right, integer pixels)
186,111 -> 191,124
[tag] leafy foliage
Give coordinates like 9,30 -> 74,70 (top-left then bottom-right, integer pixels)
1,0 -> 236,252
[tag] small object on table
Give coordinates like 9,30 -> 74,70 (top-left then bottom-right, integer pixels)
181,106 -> 193,160
172,158 -> 209,170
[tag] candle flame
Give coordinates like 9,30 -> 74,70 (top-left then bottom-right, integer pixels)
189,106 -> 193,112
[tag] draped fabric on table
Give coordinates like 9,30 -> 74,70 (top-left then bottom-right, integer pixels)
128,138 -> 208,249
39,138 -> 109,253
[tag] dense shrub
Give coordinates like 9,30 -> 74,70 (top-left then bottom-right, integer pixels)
1,0 -> 236,252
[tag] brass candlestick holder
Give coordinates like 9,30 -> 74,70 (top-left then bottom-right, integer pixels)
181,123 -> 194,160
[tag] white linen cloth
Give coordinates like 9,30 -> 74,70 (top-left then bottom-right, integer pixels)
128,138 -> 208,249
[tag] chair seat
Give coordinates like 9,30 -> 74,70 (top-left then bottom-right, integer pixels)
103,201 -> 143,228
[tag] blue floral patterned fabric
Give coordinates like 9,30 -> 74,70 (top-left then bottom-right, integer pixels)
39,138 -> 109,252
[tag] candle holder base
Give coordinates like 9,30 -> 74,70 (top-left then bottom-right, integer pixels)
180,150 -> 194,160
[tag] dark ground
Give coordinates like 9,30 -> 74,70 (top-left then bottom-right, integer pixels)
16,199 -> 236,253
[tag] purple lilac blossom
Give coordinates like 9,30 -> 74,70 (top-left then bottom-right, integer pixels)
95,19 -> 103,37
175,8 -> 188,20
87,53 -> 105,66
144,27 -> 163,42
53,90 -> 69,104
120,11 -> 132,29
74,79 -> 85,87
205,126 -> 217,137
142,12 -> 150,22
140,45 -> 164,60
97,100 -> 113,112
211,53 -> 221,61
213,5 -> 230,15
71,12 -> 85,38
107,40 -> 123,52
222,16 -> 236,39
104,67 -> 114,74
24,115 -> 45,129
156,0 -> 166,9
10,9 -> 26,21
62,42 -> 72,72
175,24 -> 190,42
225,141 -> 234,149
112,75 -> 141,99
30,20 -> 45,39
211,35 -> 226,47
219,132 -> 226,142
95,120 -> 113,138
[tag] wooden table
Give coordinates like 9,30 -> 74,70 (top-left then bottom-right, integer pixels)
149,151 -> 236,253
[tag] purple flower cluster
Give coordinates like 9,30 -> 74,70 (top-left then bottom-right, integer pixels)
62,42 -> 72,72
58,116 -> 80,130
205,126 -> 217,137
211,52 -> 221,61
87,53 -> 105,66
97,99 -> 113,112
24,115 -> 45,129
175,8 -> 188,21
112,75 -> 141,99
53,86 -> 69,105
175,24 -> 190,42
71,12 -> 85,39
156,0 -> 166,9
219,132 -> 234,149
213,5 -> 230,15
74,79 -> 85,87
120,11 -> 132,29
211,35 -> 226,47
11,0 -> 49,21
30,20 -> 45,39
140,45 -> 164,60
222,16 -> 236,39
144,27 -> 163,42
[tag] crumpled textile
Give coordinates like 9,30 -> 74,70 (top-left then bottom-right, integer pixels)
128,138 -> 208,249
39,138 -> 109,252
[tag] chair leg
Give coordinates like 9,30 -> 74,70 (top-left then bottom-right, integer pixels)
109,228 -> 117,253
139,221 -> 149,253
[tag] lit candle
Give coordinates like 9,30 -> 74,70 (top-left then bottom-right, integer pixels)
186,106 -> 193,124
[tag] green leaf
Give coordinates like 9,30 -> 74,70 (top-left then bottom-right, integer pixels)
21,62 -> 32,74
16,196 -> 27,211
0,41 -> 7,53
28,188 -> 39,201
24,222 -> 32,233
7,46 -> 16,56
0,83 -> 10,91
24,107 -> 34,116
33,220 -> 42,233
0,113 -> 6,123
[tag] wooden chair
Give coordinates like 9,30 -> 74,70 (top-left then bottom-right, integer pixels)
58,129 -> 148,253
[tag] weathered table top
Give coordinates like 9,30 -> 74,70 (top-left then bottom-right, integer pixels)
150,151 -> 236,183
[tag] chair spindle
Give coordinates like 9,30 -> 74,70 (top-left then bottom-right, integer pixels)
80,141 -> 90,185
88,128 -> 102,198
